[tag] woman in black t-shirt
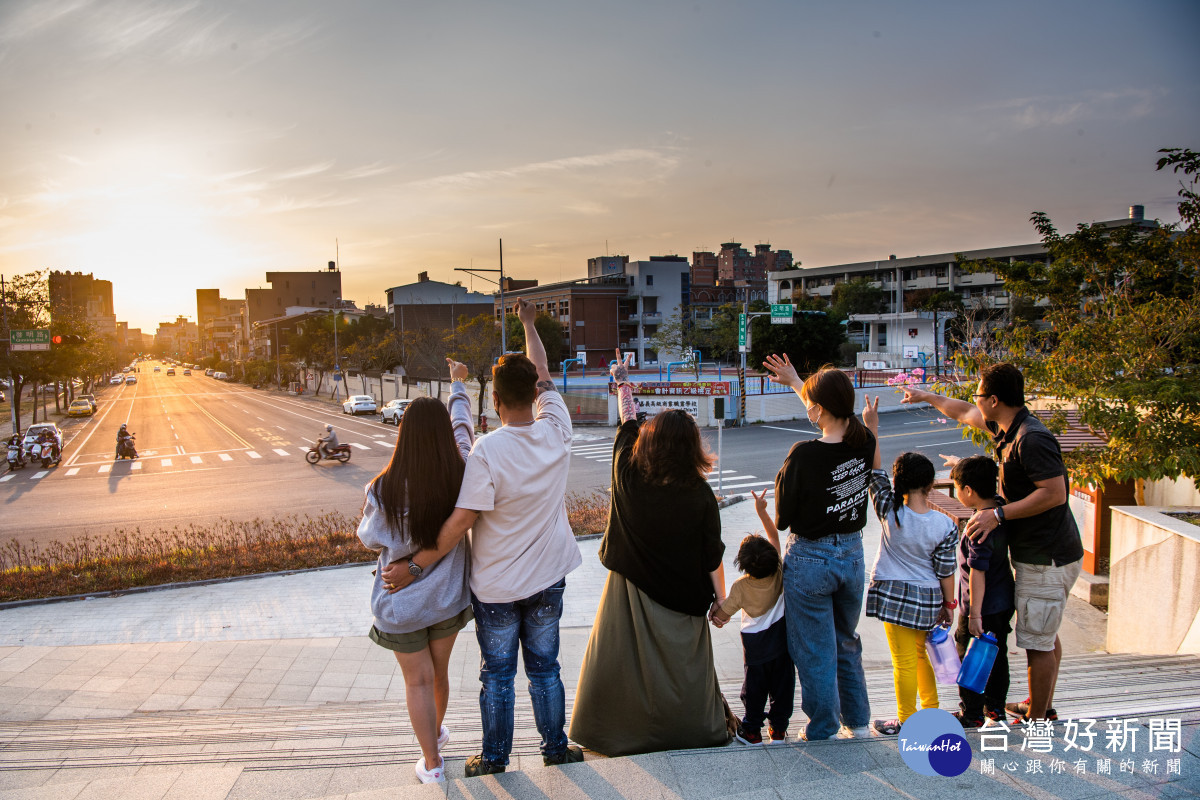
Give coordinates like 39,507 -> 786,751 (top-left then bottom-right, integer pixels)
765,357 -> 875,742
569,352 -> 730,756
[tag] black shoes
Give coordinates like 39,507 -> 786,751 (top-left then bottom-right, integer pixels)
543,745 -> 584,766
464,754 -> 505,777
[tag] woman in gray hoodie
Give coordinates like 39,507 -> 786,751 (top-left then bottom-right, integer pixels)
357,358 -> 474,784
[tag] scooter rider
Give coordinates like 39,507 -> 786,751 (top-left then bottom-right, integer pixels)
115,423 -> 131,457
318,425 -> 339,459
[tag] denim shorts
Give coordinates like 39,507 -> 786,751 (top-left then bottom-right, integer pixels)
1013,559 -> 1081,652
368,606 -> 473,654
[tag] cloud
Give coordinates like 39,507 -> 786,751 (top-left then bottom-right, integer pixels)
985,88 -> 1165,130
408,148 -> 680,191
0,0 -> 93,43
338,162 -> 395,181
273,161 -> 335,181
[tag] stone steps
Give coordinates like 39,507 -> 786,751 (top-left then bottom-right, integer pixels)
2,652 -> 1197,774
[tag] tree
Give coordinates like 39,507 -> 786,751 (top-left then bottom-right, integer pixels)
446,313 -> 502,420
949,147 -> 1200,490
830,277 -> 888,319
648,312 -> 701,368
749,311 -> 845,374
504,313 -> 565,368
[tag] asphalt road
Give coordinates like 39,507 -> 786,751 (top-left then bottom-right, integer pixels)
0,362 -> 987,548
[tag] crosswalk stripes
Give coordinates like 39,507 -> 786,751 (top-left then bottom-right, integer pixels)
132,462 -> 142,470
218,454 -> 232,461
349,442 -> 370,450
0,474 -> 12,482
569,443 -> 775,494
161,459 -> 172,467
189,456 -> 203,464
65,468 -> 80,476
31,471 -> 48,480
272,449 -> 289,457
247,451 -> 261,459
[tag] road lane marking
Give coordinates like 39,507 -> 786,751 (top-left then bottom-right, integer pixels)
273,448 -> 289,456
132,462 -> 142,470
349,443 -> 370,450
247,451 -> 261,459
182,393 -> 253,450
257,417 -> 265,421
161,458 -> 172,466
219,453 -> 232,461
762,425 -> 815,434
31,471 -> 48,479
720,480 -> 774,490
190,456 -> 203,464
99,464 -> 111,473
66,468 -> 80,476
916,439 -> 977,448
374,440 -> 393,448
0,474 -> 13,482
275,426 -> 285,430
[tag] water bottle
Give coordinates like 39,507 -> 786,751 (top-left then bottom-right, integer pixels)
925,625 -> 961,684
957,632 -> 999,694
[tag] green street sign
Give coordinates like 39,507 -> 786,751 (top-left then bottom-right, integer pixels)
738,314 -> 747,351
770,303 -> 794,325
9,329 -> 50,351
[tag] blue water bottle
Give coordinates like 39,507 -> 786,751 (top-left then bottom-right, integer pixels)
957,632 -> 999,694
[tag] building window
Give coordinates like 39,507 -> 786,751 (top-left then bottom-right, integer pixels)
645,274 -> 654,286
877,326 -> 887,348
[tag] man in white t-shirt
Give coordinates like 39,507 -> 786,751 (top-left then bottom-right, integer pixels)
385,297 -> 583,777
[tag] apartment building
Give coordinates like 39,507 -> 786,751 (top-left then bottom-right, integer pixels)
385,272 -> 494,335
48,270 -> 117,336
245,263 -> 342,328
768,205 -> 1157,366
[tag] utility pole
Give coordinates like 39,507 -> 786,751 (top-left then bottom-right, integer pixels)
455,238 -> 508,353
0,274 -> 15,435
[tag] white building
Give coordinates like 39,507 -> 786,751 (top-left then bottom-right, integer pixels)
621,256 -> 690,367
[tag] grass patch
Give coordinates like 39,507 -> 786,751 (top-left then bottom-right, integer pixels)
0,494 -> 614,602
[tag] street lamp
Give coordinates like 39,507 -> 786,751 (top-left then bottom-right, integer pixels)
331,302 -> 342,402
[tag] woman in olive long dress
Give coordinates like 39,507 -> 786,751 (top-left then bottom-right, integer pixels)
569,352 -> 729,756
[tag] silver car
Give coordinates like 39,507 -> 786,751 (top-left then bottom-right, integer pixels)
379,398 -> 412,425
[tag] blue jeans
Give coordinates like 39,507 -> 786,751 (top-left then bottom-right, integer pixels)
783,532 -> 871,740
472,578 -> 569,765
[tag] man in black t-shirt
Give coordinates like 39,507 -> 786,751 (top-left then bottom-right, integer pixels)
903,364 -> 1083,722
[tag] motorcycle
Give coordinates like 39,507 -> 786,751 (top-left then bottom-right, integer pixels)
305,442 -> 351,464
6,443 -> 24,472
116,434 -> 138,460
33,440 -> 60,468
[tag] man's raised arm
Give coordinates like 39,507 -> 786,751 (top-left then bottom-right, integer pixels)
902,386 -> 987,431
516,297 -> 554,393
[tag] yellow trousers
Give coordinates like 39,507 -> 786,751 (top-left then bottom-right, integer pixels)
882,622 -> 939,722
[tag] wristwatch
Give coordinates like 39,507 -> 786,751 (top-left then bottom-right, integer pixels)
407,559 -> 423,578
993,506 -> 1006,524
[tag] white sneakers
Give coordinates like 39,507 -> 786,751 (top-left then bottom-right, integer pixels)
837,725 -> 875,739
415,726 -> 451,784
415,756 -> 445,784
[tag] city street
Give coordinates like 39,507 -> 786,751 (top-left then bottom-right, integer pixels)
0,362 -> 987,548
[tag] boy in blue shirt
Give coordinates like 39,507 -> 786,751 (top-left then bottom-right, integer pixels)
950,456 -> 1016,727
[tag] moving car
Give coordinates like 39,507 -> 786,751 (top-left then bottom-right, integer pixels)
379,398 -> 412,425
166,367 -> 175,375
125,375 -> 137,385
22,422 -> 63,453
67,399 -> 94,416
342,395 -> 377,415
183,369 -> 191,375
153,366 -> 161,372
110,376 -> 124,385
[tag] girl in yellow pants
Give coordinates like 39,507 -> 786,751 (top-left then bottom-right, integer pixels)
862,402 -> 960,736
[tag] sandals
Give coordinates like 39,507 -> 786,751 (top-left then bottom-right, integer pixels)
872,718 -> 902,736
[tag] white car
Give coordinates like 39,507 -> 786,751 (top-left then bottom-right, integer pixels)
110,376 -> 124,385
22,422 -> 63,453
342,395 -> 377,416
379,398 -> 412,425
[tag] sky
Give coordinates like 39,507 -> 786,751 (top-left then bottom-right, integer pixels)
1,0 -> 1197,332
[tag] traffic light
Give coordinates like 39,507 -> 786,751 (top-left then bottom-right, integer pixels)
51,334 -> 86,345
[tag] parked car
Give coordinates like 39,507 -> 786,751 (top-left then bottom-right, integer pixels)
342,395 -> 377,415
213,371 -> 228,381
78,393 -> 97,411
379,398 -> 412,425
122,366 -> 131,373
204,369 -> 214,376
125,375 -> 137,385
67,399 -> 94,416
0,390 -> 5,403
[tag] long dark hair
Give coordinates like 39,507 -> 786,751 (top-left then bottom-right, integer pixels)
367,397 -> 465,551
631,409 -> 714,486
890,451 -> 935,528
799,365 -> 871,449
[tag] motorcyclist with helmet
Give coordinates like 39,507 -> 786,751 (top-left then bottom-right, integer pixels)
115,423 -> 136,459
318,425 -> 339,460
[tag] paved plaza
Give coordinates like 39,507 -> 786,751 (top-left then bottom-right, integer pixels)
1,498 -> 1197,799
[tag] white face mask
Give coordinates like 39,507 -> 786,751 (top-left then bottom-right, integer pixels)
806,404 -> 822,426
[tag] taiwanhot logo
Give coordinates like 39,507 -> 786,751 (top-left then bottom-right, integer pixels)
898,709 -> 972,777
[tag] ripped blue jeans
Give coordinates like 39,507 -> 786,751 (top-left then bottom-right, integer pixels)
471,578 -> 568,765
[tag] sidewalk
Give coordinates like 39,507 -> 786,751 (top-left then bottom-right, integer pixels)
1,499 -> 1196,799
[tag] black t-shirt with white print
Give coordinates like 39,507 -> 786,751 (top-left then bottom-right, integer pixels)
774,436 -> 876,540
